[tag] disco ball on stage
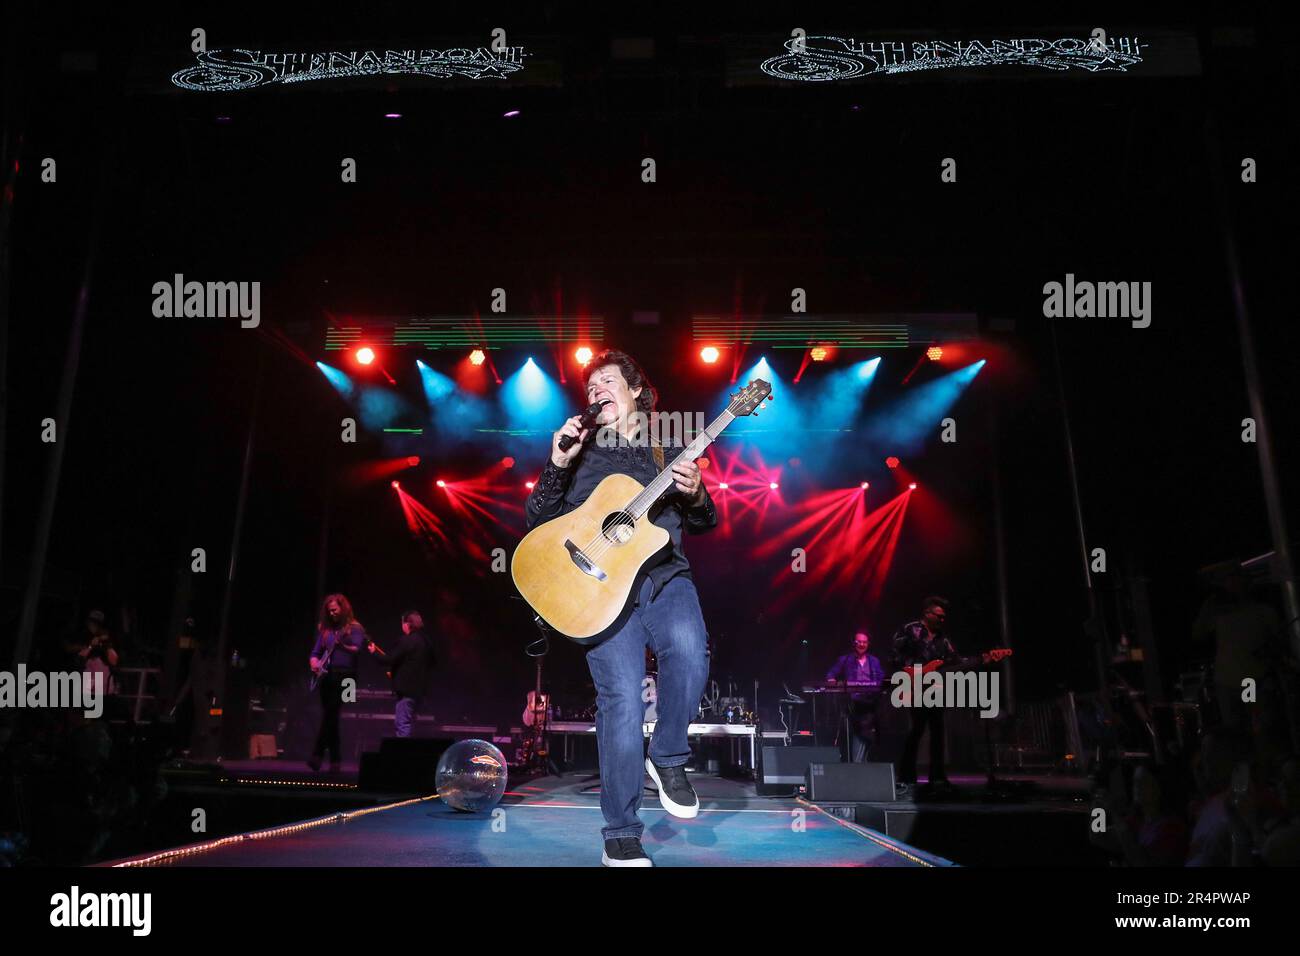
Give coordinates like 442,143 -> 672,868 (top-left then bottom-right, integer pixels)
436,739 -> 508,813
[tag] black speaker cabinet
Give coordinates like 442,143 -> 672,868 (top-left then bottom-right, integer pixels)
806,761 -> 897,802
757,745 -> 842,795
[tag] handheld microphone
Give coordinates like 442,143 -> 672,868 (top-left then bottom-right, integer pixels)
558,401 -> 609,451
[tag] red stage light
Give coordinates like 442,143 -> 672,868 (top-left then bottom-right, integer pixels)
769,482 -> 779,491
436,480 -> 446,488
356,346 -> 376,365
927,345 -> 943,361
575,347 -> 593,366
525,481 -> 535,490
469,349 -> 486,366
908,482 -> 917,490
700,346 -> 720,364
697,457 -> 710,470
502,456 -> 516,468
406,456 -> 420,467
886,457 -> 900,469
391,481 -> 400,489
861,482 -> 869,489
809,346 -> 829,362
718,482 -> 729,490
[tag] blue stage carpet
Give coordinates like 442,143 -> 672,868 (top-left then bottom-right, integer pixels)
109,774 -> 953,868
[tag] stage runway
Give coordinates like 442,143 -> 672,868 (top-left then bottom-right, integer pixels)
105,772 -> 953,868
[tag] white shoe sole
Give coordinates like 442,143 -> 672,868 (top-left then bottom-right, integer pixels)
601,851 -> 653,867
645,758 -> 700,819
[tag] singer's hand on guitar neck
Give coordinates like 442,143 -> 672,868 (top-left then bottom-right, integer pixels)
551,415 -> 590,468
671,459 -> 705,504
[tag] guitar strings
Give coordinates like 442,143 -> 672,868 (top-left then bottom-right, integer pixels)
573,404 -> 742,564
580,437 -> 698,562
578,439 -> 700,563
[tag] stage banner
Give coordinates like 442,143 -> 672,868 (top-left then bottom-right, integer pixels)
129,35 -> 566,94
725,29 -> 1202,86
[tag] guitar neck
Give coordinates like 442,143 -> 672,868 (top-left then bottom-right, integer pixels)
626,408 -> 736,518
921,651 -> 1005,673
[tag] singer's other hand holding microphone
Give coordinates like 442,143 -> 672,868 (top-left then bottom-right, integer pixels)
551,415 -> 591,468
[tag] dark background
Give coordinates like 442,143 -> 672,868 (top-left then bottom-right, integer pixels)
2,2 -> 1295,734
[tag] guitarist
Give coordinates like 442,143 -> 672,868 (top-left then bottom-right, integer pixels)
524,349 -> 717,867
307,593 -> 368,771
893,596 -> 957,792
369,611 -> 436,738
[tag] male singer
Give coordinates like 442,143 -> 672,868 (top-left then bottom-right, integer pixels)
524,349 -> 717,867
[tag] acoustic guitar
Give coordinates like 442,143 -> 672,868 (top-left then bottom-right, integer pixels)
512,379 -> 771,643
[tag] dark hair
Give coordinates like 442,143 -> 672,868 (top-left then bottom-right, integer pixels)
319,593 -> 356,629
402,611 -> 424,631
922,596 -> 950,613
584,349 -> 657,415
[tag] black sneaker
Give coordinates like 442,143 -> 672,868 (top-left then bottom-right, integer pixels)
646,758 -> 700,819
601,836 -> 653,867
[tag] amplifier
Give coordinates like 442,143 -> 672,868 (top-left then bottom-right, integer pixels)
247,734 -> 278,759
757,745 -> 841,795
806,761 -> 896,803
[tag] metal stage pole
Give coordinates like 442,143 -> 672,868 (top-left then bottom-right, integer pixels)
0,17 -> 20,612
987,391 -> 1015,717
1205,117 -> 1300,662
1049,318 -> 1114,717
11,153 -> 109,673
210,344 -> 267,751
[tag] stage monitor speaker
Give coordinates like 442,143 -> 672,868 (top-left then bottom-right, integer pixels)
757,745 -> 841,795
359,737 -> 454,793
806,761 -> 896,803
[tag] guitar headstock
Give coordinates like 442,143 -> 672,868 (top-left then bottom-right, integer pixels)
729,379 -> 773,417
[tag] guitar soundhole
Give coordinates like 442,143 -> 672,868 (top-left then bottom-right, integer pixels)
601,512 -> 635,545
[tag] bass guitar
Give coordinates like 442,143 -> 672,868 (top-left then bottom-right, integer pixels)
308,642 -> 334,692
893,649 -> 1013,706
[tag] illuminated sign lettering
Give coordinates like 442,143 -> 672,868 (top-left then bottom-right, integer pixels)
760,34 -> 1146,81
172,45 -> 530,91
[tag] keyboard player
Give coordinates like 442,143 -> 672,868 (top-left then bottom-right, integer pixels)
824,631 -> 885,762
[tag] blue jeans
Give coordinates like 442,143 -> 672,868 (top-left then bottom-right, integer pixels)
394,696 -> 417,737
585,574 -> 710,840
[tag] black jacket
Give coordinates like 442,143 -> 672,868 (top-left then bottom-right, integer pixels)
524,432 -> 718,599
892,622 -> 959,671
386,628 -> 436,699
